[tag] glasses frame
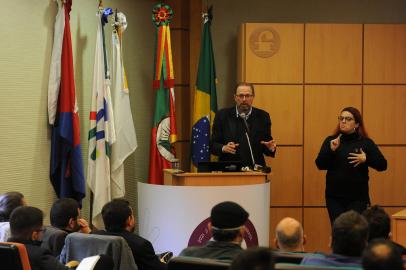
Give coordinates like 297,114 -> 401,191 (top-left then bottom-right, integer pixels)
235,94 -> 254,99
338,116 -> 354,122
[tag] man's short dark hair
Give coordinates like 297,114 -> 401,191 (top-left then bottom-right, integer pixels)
101,199 -> 132,232
362,205 -> 390,241
50,198 -> 79,228
332,210 -> 369,257
10,206 -> 43,240
230,247 -> 274,270
362,239 -> 403,270
212,228 -> 241,242
0,192 -> 24,222
235,82 -> 255,96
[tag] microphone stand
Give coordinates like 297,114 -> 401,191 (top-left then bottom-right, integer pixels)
239,112 -> 272,174
240,113 -> 256,169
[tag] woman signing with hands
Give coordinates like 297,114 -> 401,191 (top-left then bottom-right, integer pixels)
316,107 -> 387,224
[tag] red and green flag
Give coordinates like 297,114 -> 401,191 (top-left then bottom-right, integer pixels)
148,3 -> 177,184
191,7 -> 218,171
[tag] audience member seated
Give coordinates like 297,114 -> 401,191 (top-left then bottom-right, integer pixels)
362,238 -> 403,270
273,218 -> 307,264
41,198 -> 91,257
0,191 -> 26,242
179,201 -> 248,261
230,247 -> 274,270
362,205 -> 406,255
92,198 -> 166,270
301,210 -> 368,268
8,205 -> 71,270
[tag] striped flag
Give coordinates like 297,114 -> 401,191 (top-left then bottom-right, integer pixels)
191,7 -> 218,171
87,7 -> 116,227
111,12 -> 137,198
48,0 -> 86,204
148,3 -> 177,184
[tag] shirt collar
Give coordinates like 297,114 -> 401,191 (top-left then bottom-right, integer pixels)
235,106 -> 252,119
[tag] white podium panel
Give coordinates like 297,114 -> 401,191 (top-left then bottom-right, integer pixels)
137,182 -> 270,255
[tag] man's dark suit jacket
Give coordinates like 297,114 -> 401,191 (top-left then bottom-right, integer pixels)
211,106 -> 275,167
93,230 -> 166,270
8,238 -> 68,270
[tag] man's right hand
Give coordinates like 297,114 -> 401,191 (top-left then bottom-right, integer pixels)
330,134 -> 342,151
222,142 -> 239,154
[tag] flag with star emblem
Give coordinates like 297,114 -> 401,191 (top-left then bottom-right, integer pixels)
191,7 -> 217,171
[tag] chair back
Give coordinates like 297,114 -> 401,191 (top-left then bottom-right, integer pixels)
60,232 -> 137,270
274,251 -> 307,264
0,242 -> 31,270
168,256 -> 230,270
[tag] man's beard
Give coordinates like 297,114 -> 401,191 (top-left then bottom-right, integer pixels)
238,104 -> 251,114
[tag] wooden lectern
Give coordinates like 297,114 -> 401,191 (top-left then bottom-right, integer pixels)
163,169 -> 269,186
392,209 -> 406,247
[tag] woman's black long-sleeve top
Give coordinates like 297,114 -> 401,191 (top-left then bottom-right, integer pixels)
315,132 -> 387,202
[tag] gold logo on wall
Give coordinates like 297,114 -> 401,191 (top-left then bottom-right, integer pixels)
249,27 -> 280,58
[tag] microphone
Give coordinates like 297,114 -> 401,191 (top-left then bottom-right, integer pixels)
239,112 -> 250,132
239,112 -> 256,168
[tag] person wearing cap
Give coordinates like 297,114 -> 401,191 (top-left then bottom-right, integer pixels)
179,201 -> 249,261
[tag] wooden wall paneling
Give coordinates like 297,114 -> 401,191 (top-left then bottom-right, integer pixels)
269,208 -> 302,248
364,24 -> 406,84
189,0 -> 202,127
369,147 -> 406,206
174,141 -> 190,172
167,0 -> 189,29
266,146 -> 303,206
384,207 -> 406,217
303,208 -> 331,253
254,85 -> 303,145
174,86 -> 190,141
305,24 -> 362,83
244,23 -> 304,83
237,24 -> 246,82
172,30 -> 190,85
304,85 -> 362,206
363,86 -> 406,144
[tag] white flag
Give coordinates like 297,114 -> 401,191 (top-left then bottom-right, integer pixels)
47,0 -> 65,125
87,10 -> 116,228
111,12 -> 138,199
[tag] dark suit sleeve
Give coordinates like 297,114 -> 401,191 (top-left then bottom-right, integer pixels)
260,112 -> 275,157
133,239 -> 166,270
39,249 -> 69,270
211,111 -> 225,156
315,136 -> 336,170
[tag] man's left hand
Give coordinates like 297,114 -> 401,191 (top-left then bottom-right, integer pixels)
78,218 -> 92,233
261,140 -> 276,152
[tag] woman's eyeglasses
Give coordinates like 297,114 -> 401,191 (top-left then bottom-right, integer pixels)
338,116 -> 354,122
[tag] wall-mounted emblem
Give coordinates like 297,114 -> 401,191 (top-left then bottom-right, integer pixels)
249,27 -> 280,58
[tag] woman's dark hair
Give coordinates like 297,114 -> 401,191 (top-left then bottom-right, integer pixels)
0,192 -> 25,222
333,107 -> 369,138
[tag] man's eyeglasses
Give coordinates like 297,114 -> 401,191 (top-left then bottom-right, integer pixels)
338,116 -> 354,122
235,94 -> 254,99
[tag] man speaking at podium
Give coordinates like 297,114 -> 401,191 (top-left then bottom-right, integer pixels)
211,82 -> 276,169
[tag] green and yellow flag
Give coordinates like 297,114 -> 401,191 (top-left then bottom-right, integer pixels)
191,7 -> 217,171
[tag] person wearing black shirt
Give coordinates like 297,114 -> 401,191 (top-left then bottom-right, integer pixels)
211,82 -> 276,168
315,107 -> 387,224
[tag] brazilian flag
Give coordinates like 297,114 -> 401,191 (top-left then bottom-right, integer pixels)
191,7 -> 217,171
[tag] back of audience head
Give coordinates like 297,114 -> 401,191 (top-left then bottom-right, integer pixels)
362,238 -> 403,270
274,217 -> 305,252
210,201 -> 249,243
230,247 -> 274,270
50,198 -> 80,231
0,192 -> 25,222
331,210 -> 369,257
102,199 -> 135,232
10,206 -> 43,241
362,205 -> 390,241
